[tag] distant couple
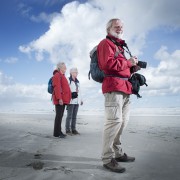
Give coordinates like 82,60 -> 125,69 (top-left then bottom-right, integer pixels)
51,62 -> 83,138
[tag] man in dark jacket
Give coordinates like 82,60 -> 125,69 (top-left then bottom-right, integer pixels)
97,18 -> 138,173
52,62 -> 71,138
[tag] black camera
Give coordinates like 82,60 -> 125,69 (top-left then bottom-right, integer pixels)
137,61 -> 147,69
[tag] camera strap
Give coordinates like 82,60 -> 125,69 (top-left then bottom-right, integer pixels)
106,36 -> 132,57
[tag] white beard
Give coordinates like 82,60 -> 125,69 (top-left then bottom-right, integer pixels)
119,33 -> 124,39
109,30 -> 123,39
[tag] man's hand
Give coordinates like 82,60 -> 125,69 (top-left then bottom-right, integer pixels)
59,99 -> 63,105
128,56 -> 138,66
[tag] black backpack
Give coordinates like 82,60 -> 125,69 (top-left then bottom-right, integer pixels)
88,46 -> 105,83
128,73 -> 148,98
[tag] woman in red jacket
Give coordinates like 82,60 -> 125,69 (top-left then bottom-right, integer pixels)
52,62 -> 71,138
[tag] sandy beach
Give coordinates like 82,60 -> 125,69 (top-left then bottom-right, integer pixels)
0,113 -> 180,180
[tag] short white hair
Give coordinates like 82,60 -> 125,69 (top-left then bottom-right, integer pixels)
56,62 -> 65,70
70,67 -> 78,73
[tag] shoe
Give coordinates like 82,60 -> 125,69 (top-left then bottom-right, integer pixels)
115,153 -> 135,162
59,132 -> 66,138
66,130 -> 72,135
72,130 -> 80,135
103,158 -> 125,173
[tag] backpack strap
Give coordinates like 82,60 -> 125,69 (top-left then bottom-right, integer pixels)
114,45 -> 124,58
90,46 -> 97,57
106,36 -> 132,57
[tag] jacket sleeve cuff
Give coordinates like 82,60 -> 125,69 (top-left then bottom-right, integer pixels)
127,60 -> 133,68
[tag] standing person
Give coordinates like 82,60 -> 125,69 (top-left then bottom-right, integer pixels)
66,67 -> 83,135
97,18 -> 138,173
52,62 -> 71,138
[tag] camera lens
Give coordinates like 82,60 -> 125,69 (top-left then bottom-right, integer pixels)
137,61 -> 147,69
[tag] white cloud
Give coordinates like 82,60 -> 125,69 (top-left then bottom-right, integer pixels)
17,3 -> 32,17
0,57 -> 18,64
0,71 -> 49,101
0,70 -> 52,112
19,1 -> 180,73
30,12 -> 59,23
4,57 -> 18,64
0,71 -> 14,85
141,46 -> 180,96
16,0 -> 180,111
19,1 -> 105,86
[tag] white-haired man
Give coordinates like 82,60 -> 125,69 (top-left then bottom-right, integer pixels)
97,18 -> 138,173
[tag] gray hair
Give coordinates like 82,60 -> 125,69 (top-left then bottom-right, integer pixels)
106,18 -> 123,34
56,62 -> 65,71
70,67 -> 78,73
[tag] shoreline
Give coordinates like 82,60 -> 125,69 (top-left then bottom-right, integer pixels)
1,112 -> 180,116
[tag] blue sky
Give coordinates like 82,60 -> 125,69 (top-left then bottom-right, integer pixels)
0,0 -> 180,115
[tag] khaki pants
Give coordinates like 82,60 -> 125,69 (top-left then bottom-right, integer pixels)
102,92 -> 130,164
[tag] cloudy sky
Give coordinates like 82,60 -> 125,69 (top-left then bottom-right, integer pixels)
0,0 -> 180,114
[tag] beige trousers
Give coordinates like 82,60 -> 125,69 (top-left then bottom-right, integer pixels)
102,92 -> 130,164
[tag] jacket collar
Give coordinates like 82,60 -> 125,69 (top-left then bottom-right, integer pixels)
53,70 -> 64,76
69,75 -> 79,83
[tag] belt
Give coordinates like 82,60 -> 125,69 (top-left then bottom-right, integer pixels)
105,74 -> 128,81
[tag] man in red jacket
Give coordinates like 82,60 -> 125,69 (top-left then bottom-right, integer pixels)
52,62 -> 71,138
97,18 -> 138,173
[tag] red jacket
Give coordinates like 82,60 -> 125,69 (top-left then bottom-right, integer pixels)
97,35 -> 133,94
52,70 -> 71,105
